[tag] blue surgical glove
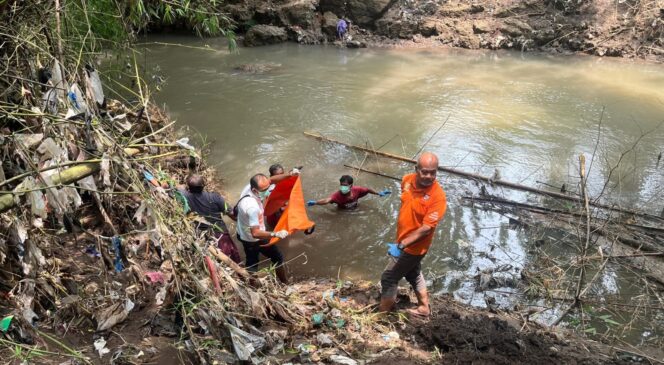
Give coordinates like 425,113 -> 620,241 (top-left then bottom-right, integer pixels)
378,189 -> 391,197
307,200 -> 316,207
387,243 -> 402,257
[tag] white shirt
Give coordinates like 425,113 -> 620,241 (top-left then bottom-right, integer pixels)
236,184 -> 265,242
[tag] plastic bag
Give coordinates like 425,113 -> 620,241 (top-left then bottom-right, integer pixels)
226,323 -> 266,361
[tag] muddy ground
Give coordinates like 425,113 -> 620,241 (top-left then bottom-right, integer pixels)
214,0 -> 664,61
1,229 -> 641,365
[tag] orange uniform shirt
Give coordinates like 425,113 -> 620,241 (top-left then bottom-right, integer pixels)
397,173 -> 447,256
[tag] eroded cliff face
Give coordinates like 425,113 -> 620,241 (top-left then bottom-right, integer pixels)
224,0 -> 664,60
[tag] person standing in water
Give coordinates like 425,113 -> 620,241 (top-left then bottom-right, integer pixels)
379,152 -> 447,317
307,175 -> 390,210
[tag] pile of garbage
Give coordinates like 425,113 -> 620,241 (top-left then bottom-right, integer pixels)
0,6 -> 415,363
0,9 -> 315,364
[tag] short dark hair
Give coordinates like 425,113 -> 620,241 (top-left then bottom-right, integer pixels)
269,163 -> 284,176
187,174 -> 205,193
339,175 -> 353,185
250,173 -> 268,190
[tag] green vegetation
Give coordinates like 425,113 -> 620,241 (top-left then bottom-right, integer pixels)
1,0 -> 235,58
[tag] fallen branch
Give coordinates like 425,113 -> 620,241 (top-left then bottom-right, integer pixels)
305,132 -> 662,222
208,246 -> 254,283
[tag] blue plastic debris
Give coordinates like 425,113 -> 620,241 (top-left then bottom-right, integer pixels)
67,91 -> 79,109
111,236 -> 124,272
85,245 -> 101,258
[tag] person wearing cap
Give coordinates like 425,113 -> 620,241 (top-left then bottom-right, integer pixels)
179,174 -> 241,263
236,172 -> 297,283
379,152 -> 447,317
307,175 -> 391,210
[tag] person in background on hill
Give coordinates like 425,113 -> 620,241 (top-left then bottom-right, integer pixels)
179,174 -> 241,263
307,175 -> 391,210
379,152 -> 447,317
337,18 -> 348,40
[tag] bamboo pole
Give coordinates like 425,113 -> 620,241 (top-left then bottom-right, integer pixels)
305,131 -> 662,222
343,164 -> 401,181
0,148 -> 141,213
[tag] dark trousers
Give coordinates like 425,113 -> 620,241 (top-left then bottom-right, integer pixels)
380,252 -> 426,299
236,234 -> 284,272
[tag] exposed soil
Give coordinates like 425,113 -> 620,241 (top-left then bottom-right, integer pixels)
410,299 -> 628,365
221,0 -> 664,62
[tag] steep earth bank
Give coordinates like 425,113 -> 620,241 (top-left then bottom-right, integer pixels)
223,0 -> 664,60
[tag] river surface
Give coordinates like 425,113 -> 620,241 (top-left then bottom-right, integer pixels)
140,35 -> 664,342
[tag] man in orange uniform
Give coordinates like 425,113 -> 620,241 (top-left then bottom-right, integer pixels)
379,152 -> 447,317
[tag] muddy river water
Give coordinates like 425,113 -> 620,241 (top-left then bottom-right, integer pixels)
141,35 -> 664,342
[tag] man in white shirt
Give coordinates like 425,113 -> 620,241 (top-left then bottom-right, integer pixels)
237,173 -> 290,283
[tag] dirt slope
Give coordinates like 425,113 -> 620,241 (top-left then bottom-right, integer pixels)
224,0 -> 664,61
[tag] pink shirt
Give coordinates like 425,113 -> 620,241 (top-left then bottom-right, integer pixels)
329,186 -> 370,209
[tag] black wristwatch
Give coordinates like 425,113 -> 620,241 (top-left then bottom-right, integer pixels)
397,243 -> 405,251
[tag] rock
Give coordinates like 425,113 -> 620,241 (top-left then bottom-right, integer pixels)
470,4 -> 485,13
322,11 -> 340,38
494,0 -> 540,18
279,1 -> 317,27
504,19 -> 532,33
346,40 -> 367,48
498,24 -> 522,37
234,63 -> 282,74
439,3 -> 473,17
224,4 -> 253,24
289,25 -> 323,44
532,29 -> 556,45
376,17 -> 420,39
605,47 -> 624,57
489,35 -> 506,49
254,5 -> 280,25
320,0 -> 392,27
421,19 -> 444,37
566,37 -> 584,51
244,25 -> 288,47
453,23 -> 480,49
421,1 -> 439,15
473,20 -> 492,34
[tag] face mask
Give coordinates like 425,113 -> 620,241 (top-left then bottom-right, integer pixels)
258,189 -> 271,200
339,185 -> 351,194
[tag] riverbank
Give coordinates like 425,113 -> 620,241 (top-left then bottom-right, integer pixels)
219,0 -> 663,61
2,3 -> 663,364
1,90 -> 660,363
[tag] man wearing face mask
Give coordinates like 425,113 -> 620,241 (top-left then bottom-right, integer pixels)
236,173 -> 291,283
306,175 -> 391,210
379,152 -> 447,317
